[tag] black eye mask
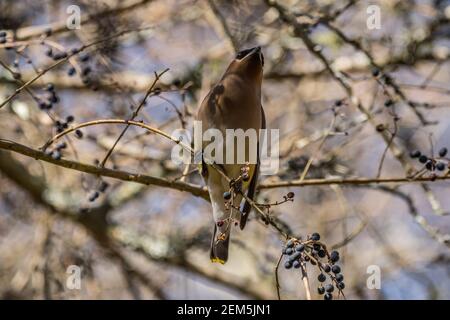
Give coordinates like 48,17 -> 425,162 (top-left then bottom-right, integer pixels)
235,48 -> 253,60
235,47 -> 264,67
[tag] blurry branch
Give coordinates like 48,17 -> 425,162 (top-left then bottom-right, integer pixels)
114,227 -> 268,299
265,0 -> 448,224
14,0 -> 155,40
365,185 -> 450,248
259,175 -> 450,188
206,0 -> 239,53
321,22 -> 432,125
0,139 -> 209,200
0,148 -> 270,299
98,69 -> 169,167
0,56 -> 440,94
0,149 -> 167,299
300,263 -> 312,300
2,139 -> 450,195
0,26 -> 153,109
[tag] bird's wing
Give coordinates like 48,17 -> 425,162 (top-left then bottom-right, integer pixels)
240,105 -> 266,230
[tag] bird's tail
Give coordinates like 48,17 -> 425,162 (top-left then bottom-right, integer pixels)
210,225 -> 230,264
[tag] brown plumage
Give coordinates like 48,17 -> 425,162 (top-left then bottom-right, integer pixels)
196,46 -> 265,264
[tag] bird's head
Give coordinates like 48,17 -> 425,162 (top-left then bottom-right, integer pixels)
225,46 -> 264,84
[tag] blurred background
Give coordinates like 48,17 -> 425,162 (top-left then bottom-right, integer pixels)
0,0 -> 449,299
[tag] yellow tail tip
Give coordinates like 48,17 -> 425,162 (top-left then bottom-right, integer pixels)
211,257 -> 226,264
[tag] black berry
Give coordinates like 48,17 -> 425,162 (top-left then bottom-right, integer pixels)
311,233 -> 320,241
410,150 -> 421,158
332,265 -> 341,274
68,67 -> 76,76
324,293 -> 333,300
330,251 -> 340,263
223,191 -> 231,200
286,239 -> 295,248
99,181 -> 109,192
325,284 -> 334,293
52,151 -> 61,160
436,162 -> 446,171
89,191 -> 99,202
75,129 -> 83,138
318,273 -> 326,282
419,155 -> 428,164
439,147 -> 448,157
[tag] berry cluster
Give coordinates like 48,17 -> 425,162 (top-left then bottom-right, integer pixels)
38,83 -> 59,110
45,141 -> 67,160
282,233 -> 345,300
410,147 -> 449,173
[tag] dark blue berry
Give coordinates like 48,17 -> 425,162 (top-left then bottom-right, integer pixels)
318,287 -> 325,295
45,47 -> 53,57
330,251 -> 340,263
384,99 -> 394,107
325,284 -> 334,293
324,293 -> 333,300
293,260 -> 301,269
311,233 -> 320,241
68,67 -> 76,76
52,151 -> 61,160
436,162 -> 446,171
410,150 -> 421,158
79,53 -> 90,62
335,273 -> 344,282
99,181 -> 109,192
46,83 -> 54,91
56,142 -> 67,150
332,265 -> 341,274
75,129 -> 83,139
82,66 -> 91,76
286,239 -> 294,248
289,251 -> 302,261
318,249 -> 326,258
284,261 -> 292,269
419,155 -> 428,163
223,191 -> 231,200
439,147 -> 448,157
323,264 -> 331,273
285,248 -> 294,255
337,282 -> 345,290
89,191 -> 99,202
318,273 -> 326,282
295,244 -> 305,252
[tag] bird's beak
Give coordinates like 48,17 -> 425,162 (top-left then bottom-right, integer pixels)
243,46 -> 264,67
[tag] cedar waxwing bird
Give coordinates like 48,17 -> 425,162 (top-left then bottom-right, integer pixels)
196,46 -> 266,264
